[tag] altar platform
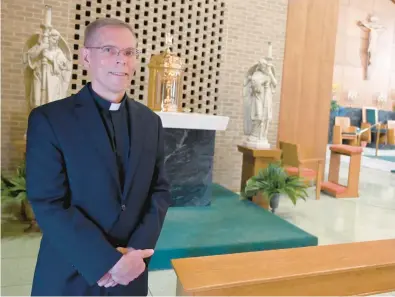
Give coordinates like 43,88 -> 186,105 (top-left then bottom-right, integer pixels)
148,184 -> 318,270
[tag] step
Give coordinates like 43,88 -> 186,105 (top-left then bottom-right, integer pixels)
321,181 -> 347,198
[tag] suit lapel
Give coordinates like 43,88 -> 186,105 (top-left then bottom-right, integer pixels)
123,98 -> 144,198
73,85 -> 122,197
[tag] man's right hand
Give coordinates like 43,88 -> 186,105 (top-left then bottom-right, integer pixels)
109,249 -> 154,286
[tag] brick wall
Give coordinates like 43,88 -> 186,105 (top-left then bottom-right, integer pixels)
1,0 -> 289,191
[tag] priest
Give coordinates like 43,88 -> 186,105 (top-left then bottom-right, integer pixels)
26,17 -> 171,296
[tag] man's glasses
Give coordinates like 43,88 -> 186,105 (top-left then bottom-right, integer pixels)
85,45 -> 140,58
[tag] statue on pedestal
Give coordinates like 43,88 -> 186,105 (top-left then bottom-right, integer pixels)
23,5 -> 72,110
243,42 -> 277,149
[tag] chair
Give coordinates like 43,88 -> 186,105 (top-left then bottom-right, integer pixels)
360,107 -> 388,145
387,120 -> 395,145
278,141 -> 324,200
332,116 -> 359,146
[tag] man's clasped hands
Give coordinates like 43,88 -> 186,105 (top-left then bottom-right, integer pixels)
97,247 -> 154,288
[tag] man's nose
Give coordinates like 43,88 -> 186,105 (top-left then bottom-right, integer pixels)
116,53 -> 127,64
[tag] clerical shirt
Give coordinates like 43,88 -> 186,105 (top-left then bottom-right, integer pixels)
88,83 -> 130,191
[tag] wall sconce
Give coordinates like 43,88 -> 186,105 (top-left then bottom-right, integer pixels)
376,92 -> 387,108
347,91 -> 358,106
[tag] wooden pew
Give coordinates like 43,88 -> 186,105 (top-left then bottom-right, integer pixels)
172,239 -> 395,296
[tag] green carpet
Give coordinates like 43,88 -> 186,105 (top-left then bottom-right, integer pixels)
148,184 -> 318,270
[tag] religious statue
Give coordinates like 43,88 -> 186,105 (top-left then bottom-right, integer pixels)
357,15 -> 386,80
243,42 -> 277,149
22,5 -> 72,110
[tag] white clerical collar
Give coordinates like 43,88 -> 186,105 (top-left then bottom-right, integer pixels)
109,102 -> 121,111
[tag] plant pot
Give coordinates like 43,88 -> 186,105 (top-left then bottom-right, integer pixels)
269,194 -> 280,213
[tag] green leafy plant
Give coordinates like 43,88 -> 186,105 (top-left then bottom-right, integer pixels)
241,162 -> 308,205
330,100 -> 340,112
1,161 -> 27,203
2,160 -> 40,231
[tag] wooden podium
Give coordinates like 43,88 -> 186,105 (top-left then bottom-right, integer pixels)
237,145 -> 282,193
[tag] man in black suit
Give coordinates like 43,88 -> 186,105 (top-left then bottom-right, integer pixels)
26,18 -> 172,296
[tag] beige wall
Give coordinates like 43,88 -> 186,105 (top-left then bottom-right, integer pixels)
1,0 -> 288,192
333,0 -> 395,110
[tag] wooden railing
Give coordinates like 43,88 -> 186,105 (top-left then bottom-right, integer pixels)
172,239 -> 395,296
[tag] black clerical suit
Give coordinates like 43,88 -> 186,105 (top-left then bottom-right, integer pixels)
25,82 -> 172,296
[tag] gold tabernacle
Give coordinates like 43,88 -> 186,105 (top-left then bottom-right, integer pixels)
147,33 -> 184,112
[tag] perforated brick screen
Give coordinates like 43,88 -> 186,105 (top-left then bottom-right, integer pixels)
71,0 -> 226,115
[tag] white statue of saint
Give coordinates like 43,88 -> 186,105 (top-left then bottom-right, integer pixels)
243,42 -> 277,149
357,15 -> 386,80
23,5 -> 72,110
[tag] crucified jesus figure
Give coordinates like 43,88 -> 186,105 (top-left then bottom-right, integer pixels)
357,15 -> 386,79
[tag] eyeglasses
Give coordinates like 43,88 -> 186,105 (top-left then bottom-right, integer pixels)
85,45 -> 140,58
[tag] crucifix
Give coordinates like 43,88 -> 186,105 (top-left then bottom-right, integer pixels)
357,15 -> 386,80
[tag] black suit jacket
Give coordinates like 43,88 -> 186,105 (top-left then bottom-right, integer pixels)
26,84 -> 172,296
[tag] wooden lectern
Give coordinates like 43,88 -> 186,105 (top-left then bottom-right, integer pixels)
237,145 -> 282,193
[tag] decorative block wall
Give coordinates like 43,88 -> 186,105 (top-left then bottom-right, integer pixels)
71,0 -> 226,115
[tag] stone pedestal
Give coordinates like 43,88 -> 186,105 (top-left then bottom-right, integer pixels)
237,145 -> 282,193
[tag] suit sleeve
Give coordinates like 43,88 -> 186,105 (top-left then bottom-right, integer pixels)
127,116 -> 172,251
25,108 -> 123,286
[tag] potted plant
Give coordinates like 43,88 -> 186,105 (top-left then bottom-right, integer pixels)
241,162 -> 308,213
1,160 -> 40,232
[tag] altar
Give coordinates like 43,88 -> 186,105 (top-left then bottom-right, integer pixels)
156,112 -> 229,207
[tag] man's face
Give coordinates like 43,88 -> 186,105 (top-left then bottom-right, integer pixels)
82,26 -> 138,95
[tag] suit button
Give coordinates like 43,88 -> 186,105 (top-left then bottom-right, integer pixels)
121,204 -> 126,211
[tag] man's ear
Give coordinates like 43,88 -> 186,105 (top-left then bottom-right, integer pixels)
80,47 -> 90,69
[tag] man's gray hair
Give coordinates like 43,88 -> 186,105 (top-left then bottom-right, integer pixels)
84,18 -> 137,46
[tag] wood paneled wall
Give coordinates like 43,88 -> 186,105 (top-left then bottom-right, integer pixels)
277,0 -> 340,166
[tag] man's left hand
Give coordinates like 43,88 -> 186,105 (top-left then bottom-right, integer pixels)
97,247 -> 135,287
